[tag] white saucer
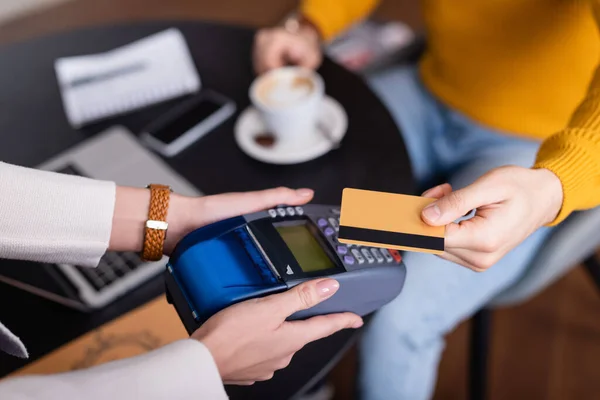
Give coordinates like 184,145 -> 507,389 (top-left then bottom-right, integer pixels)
234,96 -> 348,165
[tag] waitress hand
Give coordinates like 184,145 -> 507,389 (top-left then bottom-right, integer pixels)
420,166 -> 563,272
109,186 -> 314,255
166,186 -> 315,253
192,278 -> 363,385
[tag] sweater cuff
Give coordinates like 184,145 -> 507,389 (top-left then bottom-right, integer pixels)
76,339 -> 229,399
0,340 -> 228,400
300,4 -> 337,42
148,340 -> 228,399
300,0 -> 379,42
533,131 -> 599,225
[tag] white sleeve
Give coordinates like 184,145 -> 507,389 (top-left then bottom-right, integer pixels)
0,340 -> 229,400
0,161 -> 116,267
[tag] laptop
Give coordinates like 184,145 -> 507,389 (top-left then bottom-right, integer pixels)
0,126 -> 201,311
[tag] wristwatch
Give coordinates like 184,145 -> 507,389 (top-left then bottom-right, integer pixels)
283,12 -> 303,34
281,12 -> 322,41
141,184 -> 173,261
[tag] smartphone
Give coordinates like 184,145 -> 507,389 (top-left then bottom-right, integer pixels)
140,90 -> 236,157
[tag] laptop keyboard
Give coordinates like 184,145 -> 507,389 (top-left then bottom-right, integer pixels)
55,164 -> 147,292
74,252 -> 145,291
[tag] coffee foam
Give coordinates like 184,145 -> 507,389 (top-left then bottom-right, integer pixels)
256,73 -> 315,107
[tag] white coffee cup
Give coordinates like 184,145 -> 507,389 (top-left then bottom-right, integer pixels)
250,66 -> 324,145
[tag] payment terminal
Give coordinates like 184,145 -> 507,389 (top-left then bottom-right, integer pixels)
165,204 -> 406,334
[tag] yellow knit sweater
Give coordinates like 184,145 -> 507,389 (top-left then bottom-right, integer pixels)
301,0 -> 600,224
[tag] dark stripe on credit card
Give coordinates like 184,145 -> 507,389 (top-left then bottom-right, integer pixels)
339,225 -> 444,252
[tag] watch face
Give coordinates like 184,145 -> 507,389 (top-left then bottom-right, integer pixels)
284,17 -> 301,34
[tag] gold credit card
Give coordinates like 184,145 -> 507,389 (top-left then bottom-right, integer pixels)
338,188 -> 445,255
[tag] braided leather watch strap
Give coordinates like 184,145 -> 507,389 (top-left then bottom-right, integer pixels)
141,184 -> 172,261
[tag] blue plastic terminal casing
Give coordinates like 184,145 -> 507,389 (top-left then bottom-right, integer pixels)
167,216 -> 287,329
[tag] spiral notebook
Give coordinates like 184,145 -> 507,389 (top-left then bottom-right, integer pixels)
55,28 -> 201,128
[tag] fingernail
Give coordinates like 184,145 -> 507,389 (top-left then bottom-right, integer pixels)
352,319 -> 364,329
423,204 -> 441,222
296,188 -> 313,197
421,188 -> 433,197
317,279 -> 339,298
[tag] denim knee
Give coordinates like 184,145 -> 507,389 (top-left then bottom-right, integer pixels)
364,66 -> 443,188
361,285 -> 451,352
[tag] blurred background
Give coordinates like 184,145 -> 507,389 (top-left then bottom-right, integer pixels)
0,0 -> 423,46
0,1 -> 600,400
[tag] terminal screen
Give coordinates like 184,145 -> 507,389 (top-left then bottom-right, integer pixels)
275,221 -> 335,273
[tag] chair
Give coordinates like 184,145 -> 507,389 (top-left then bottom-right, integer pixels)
469,207 -> 600,400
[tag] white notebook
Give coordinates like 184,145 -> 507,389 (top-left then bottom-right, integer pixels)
55,28 -> 201,128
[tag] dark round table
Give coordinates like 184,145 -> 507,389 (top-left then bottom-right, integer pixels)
0,20 -> 414,399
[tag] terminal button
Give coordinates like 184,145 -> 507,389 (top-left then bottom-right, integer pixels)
361,248 -> 375,264
344,255 -> 355,265
318,218 -> 328,227
286,207 -> 296,216
371,248 -> 384,263
336,245 -> 348,255
351,249 -> 365,264
268,209 -> 277,218
380,249 -> 394,263
328,218 -> 339,232
388,249 -> 402,263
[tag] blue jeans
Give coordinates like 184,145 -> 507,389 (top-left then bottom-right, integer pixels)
357,66 -> 553,400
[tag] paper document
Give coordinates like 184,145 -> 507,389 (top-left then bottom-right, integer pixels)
55,28 -> 201,127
